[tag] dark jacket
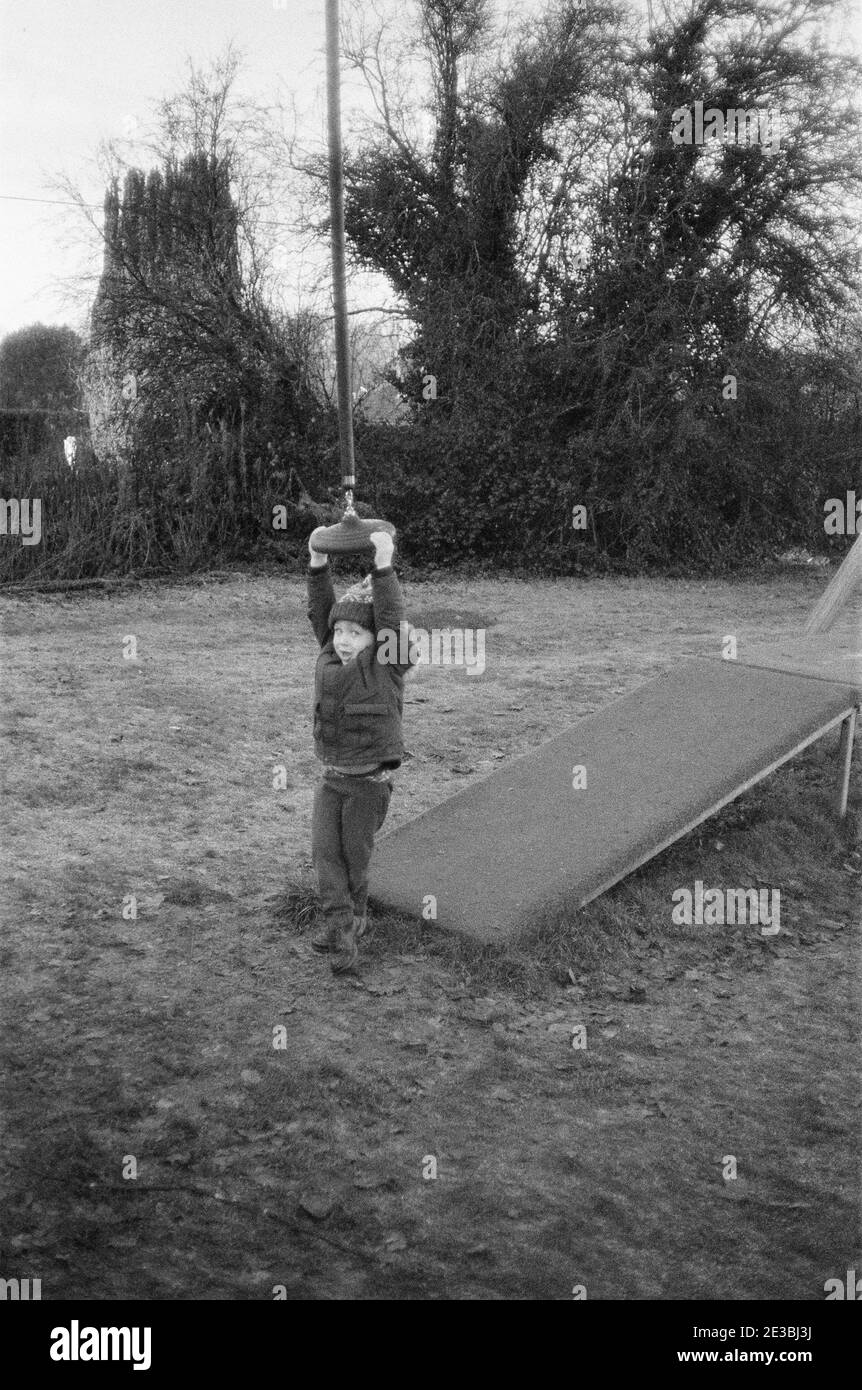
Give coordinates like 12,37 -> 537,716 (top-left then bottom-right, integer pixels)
307,564 -> 414,768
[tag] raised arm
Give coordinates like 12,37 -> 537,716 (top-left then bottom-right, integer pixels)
307,533 -> 336,647
369,531 -> 415,674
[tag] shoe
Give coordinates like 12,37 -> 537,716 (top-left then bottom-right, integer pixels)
330,920 -> 358,974
353,914 -> 367,939
311,924 -> 334,954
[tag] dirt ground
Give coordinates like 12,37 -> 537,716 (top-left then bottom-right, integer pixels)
1,565 -> 859,1299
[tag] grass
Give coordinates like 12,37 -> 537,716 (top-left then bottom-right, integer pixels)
1,566 -> 859,1299
278,737 -> 859,1003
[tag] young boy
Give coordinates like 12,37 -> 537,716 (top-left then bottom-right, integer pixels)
306,527 -> 414,972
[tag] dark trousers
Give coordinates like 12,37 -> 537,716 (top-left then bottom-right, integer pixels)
311,774 -> 393,930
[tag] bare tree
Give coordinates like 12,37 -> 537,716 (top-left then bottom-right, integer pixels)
56,49 -> 325,464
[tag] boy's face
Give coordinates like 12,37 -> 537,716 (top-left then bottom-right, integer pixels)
333,620 -> 374,664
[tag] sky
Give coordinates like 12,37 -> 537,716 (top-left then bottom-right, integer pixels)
1,0 -> 860,342
0,0 -> 343,338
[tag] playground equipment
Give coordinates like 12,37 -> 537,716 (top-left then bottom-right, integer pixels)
370,539 -> 860,942
804,531 -> 862,636
309,0 -> 396,559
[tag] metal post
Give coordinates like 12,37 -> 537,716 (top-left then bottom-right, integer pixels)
804,532 -> 862,635
836,707 -> 857,818
325,0 -> 355,508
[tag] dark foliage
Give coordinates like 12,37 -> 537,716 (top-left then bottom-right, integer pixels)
0,324 -> 84,410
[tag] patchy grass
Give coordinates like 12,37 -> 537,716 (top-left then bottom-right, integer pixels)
0,568 -> 859,1299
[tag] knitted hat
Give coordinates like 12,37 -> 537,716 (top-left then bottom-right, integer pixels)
329,574 -> 375,632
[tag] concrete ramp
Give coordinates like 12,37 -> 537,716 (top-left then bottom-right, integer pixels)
370,658 -> 858,942
735,634 -> 862,694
